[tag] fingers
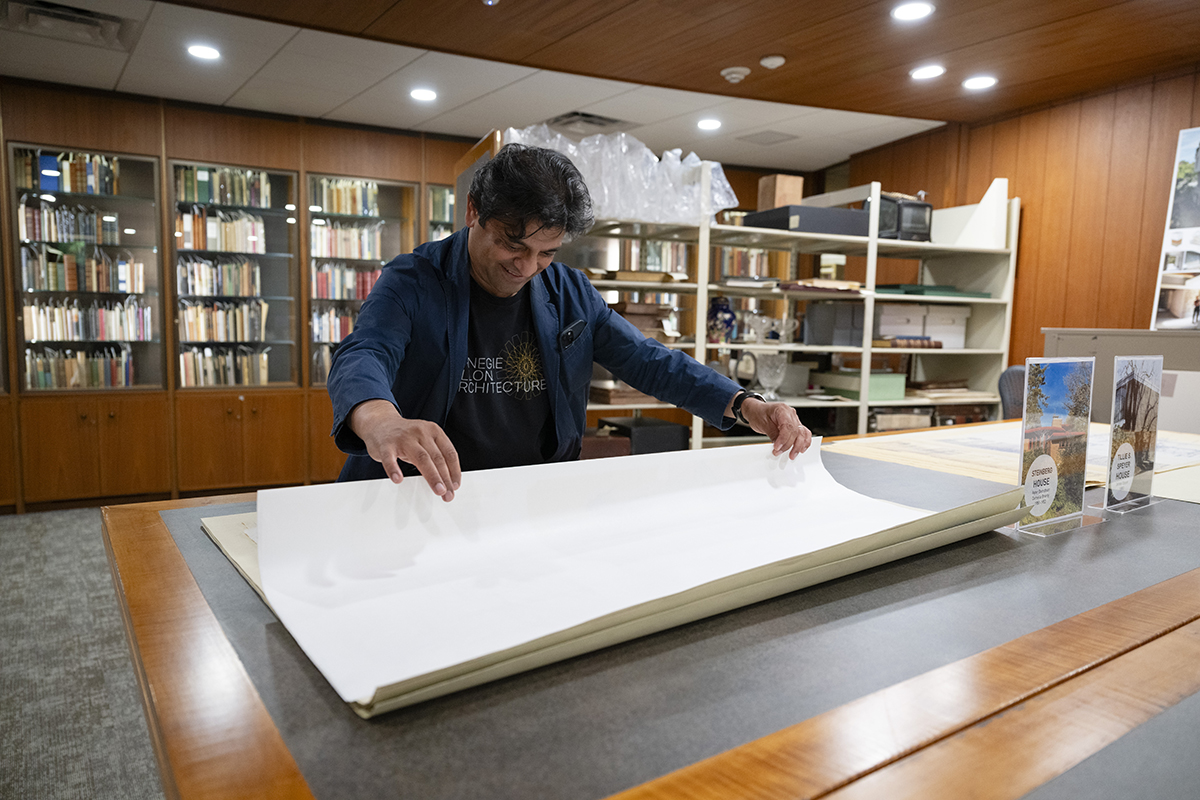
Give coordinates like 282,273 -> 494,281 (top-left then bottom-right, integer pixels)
361,414 -> 462,501
765,403 -> 813,459
401,424 -> 461,502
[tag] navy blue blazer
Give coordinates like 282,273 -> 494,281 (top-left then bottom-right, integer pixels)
327,228 -> 741,481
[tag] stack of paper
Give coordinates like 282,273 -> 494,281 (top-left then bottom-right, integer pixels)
206,442 -> 1024,717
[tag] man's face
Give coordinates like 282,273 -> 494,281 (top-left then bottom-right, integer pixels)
465,197 -> 565,297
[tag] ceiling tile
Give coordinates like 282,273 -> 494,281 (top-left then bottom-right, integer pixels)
323,51 -> 536,130
226,29 -> 425,118
116,2 -> 298,105
415,70 -> 638,136
0,31 -> 130,89
579,85 -> 734,126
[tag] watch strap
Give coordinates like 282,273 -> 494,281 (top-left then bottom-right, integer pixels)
732,390 -> 765,426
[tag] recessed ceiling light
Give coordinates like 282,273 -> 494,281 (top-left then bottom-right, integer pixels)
963,75 -> 998,91
123,228 -> 136,235
313,219 -> 327,226
910,64 -> 946,80
759,55 -> 786,70
39,194 -> 55,202
309,205 -> 323,212
41,168 -> 60,177
410,88 -> 437,102
102,215 -> 117,222
891,2 -> 934,21
481,0 -> 499,5
698,119 -> 721,131
187,44 -> 220,60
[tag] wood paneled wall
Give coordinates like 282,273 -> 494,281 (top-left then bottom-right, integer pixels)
850,67 -> 1200,366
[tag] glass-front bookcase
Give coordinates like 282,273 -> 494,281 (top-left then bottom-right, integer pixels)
308,174 -> 416,385
171,161 -> 298,387
9,144 -> 164,391
428,184 -> 454,243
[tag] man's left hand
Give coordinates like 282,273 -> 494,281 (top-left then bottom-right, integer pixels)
741,397 -> 813,459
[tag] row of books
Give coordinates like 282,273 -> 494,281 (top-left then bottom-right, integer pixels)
872,336 -> 944,349
176,208 -> 267,253
310,220 -> 384,260
14,149 -> 120,195
22,298 -> 153,343
177,256 -> 262,297
311,307 -> 355,344
712,246 -> 770,280
24,346 -> 134,389
18,198 -> 121,244
643,241 -> 691,273
175,165 -> 273,208
177,299 -> 270,343
179,346 -> 270,387
20,245 -> 147,294
311,262 -> 381,300
310,177 -> 380,217
312,344 -> 334,384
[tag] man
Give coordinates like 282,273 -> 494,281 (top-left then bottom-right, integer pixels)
328,144 -> 811,501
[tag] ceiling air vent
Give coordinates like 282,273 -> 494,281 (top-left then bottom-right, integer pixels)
0,0 -> 142,51
544,111 -> 634,138
736,130 -> 799,146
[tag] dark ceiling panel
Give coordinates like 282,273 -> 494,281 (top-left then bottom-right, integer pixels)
362,0 -> 640,62
161,0 -> 401,35
157,0 -> 1200,123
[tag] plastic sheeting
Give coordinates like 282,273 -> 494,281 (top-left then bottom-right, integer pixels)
503,124 -> 739,225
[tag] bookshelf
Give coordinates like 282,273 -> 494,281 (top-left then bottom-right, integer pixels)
8,144 -> 172,502
9,144 -> 164,391
307,174 -> 416,386
427,184 -> 454,243
575,169 -> 1020,444
171,161 -> 299,387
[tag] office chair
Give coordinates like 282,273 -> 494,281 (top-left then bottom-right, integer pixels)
998,364 -> 1025,419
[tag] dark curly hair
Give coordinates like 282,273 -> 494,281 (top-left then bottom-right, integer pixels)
469,144 -> 594,242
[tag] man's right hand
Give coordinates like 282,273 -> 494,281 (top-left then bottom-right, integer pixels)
348,399 -> 462,501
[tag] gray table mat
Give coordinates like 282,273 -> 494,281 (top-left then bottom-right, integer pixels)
158,452 -> 1200,800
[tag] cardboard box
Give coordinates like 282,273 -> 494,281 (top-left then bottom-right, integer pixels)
757,174 -> 806,211
812,370 -> 906,401
875,303 -> 927,338
923,305 -> 971,349
743,205 -> 869,237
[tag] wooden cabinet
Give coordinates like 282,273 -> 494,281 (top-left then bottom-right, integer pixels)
307,389 -> 344,483
176,390 -> 304,491
0,397 -> 14,506
20,393 -> 170,502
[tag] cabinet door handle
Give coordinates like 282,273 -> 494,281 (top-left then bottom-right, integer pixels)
109,411 -> 116,418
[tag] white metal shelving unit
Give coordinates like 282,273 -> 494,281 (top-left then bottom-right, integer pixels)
582,163 -> 1020,447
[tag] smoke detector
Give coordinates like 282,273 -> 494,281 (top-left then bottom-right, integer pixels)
720,66 -> 751,84
0,0 -> 142,51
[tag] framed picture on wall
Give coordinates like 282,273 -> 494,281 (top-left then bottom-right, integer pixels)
1151,126 -> 1200,331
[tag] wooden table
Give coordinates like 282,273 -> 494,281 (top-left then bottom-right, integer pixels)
104,486 -> 1200,800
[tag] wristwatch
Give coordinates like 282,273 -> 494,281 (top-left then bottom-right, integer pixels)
732,390 -> 765,426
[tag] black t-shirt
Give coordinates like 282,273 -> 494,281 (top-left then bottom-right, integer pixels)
443,278 -> 555,472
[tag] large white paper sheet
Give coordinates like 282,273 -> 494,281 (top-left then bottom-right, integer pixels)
256,443 -> 938,705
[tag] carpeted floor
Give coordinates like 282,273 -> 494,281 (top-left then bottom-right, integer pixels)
1,507 -> 163,799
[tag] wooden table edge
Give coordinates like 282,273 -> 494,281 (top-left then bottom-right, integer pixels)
102,495 -> 314,799
607,568 -> 1200,799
